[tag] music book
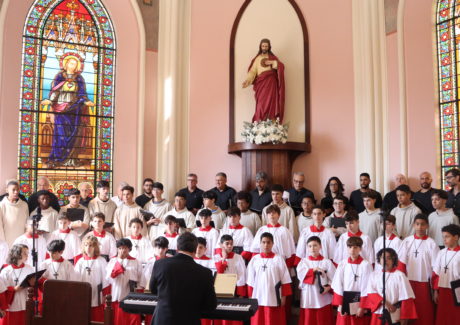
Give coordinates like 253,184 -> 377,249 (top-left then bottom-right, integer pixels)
175,218 -> 187,228
214,273 -> 237,298
330,217 -> 346,229
451,279 -> 460,306
103,222 -> 114,229
232,246 -> 244,255
66,208 -> 85,222
20,269 -> 46,288
140,209 -> 155,222
341,291 -> 361,315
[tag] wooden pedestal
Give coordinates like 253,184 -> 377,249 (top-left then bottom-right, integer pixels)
228,142 -> 310,191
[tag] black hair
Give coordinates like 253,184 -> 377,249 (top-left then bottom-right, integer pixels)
198,209 -> 212,218
143,178 -> 154,185
36,190 -> 51,198
260,232 -> 274,243
307,236 -> 322,245
377,248 -> 399,268
91,212 -> 105,221
197,237 -> 207,247
47,239 -> 66,253
362,190 -> 378,200
68,188 -> 80,196
202,191 -> 217,200
441,223 -> 460,237
154,236 -> 169,249
265,204 -> 281,216
236,191 -> 251,204
431,189 -> 448,200
360,172 -> 370,179
174,191 -> 186,199
177,232 -> 198,253
116,238 -> 133,250
395,184 -> 411,194
324,176 -> 345,198
227,207 -> 241,217
164,215 -> 178,225
96,180 -> 110,189
152,182 -> 164,190
413,213 -> 429,224
445,168 -> 460,178
346,236 -> 363,247
129,217 -> 143,228
122,185 -> 134,194
271,184 -> 284,193
220,234 -> 233,244
344,212 -> 359,223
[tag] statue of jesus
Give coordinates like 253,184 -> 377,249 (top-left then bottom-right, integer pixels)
242,38 -> 285,123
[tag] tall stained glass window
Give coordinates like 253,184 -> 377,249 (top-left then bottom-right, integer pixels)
18,0 -> 116,205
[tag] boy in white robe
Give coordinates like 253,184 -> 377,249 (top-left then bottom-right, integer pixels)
196,191 -> 227,230
60,188 -> 90,237
162,215 -> 180,255
167,192 -> 196,231
192,209 -> 219,258
235,191 -> 261,235
296,205 -> 336,263
399,214 -> 438,325
296,236 -> 336,325
331,236 -> 373,324
47,214 -> 81,263
261,184 -> 298,242
29,190 -> 59,239
432,224 -> 460,324
144,182 -> 172,240
39,239 -> 76,282
84,212 -> 116,261
428,189 -> 459,247
217,207 -> 254,261
374,214 -> 402,271
390,185 -> 421,238
88,180 -> 117,223
194,237 -> 215,273
125,217 -> 154,264
334,213 -> 374,264
13,218 -> 47,267
296,196 -> 315,235
113,185 -> 145,239
358,191 -> 381,243
106,238 -> 143,325
0,180 -> 29,246
247,232 -> 292,325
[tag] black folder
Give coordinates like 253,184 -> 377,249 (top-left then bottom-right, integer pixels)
451,279 -> 460,306
342,291 -> 361,315
20,269 -> 46,288
140,209 -> 155,222
66,208 -> 85,222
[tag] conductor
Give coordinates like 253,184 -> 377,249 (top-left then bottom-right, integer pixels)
149,232 -> 217,325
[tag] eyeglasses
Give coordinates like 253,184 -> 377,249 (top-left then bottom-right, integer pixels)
446,175 -> 456,180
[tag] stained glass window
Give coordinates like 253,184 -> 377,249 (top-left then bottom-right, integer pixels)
18,0 -> 116,205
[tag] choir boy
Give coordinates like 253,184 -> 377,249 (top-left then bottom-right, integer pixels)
194,237 -> 216,272
84,212 -> 117,261
236,191 -> 261,235
40,239 -> 76,281
0,244 -> 35,324
168,192 -> 196,231
296,205 -> 336,262
74,235 -> 110,322
113,185 -> 145,239
88,180 -> 117,223
192,209 -> 219,258
29,190 -> 59,237
47,213 -> 81,263
162,215 -> 180,255
251,204 -> 296,268
296,196 -> 315,234
261,184 -> 298,241
296,236 -> 336,325
390,185 -> 421,238
0,180 -> 29,246
331,237 -> 373,325
358,191 -> 381,242
428,189 -> 459,247
106,238 -> 143,325
126,218 -> 154,264
365,248 -> 417,325
196,191 -> 227,230
144,182 -> 172,240
324,196 -> 348,239
13,218 -> 47,266
0,237 -> 8,267
247,232 -> 292,325
432,224 -> 460,324
60,188 -> 90,237
373,214 -> 402,271
217,207 -> 254,261
399,214 -> 439,325
334,213 -> 374,264
141,236 -> 169,290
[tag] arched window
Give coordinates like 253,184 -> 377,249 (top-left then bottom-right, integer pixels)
18,0 -> 116,205
436,0 -> 460,186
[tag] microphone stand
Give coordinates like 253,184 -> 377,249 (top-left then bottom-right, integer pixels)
31,207 -> 42,315
379,211 -> 391,325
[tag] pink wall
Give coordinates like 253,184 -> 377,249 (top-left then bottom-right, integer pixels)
189,0 -> 356,197
143,50 -> 158,179
0,0 -> 143,194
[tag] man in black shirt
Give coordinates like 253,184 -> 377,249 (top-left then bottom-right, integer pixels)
135,178 -> 154,208
446,168 -> 460,217
286,172 -> 315,215
178,173 -> 204,214
413,171 -> 437,214
27,176 -> 60,213
249,171 -> 272,213
209,172 -> 236,212
349,172 -> 382,213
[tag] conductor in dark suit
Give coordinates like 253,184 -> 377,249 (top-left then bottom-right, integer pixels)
149,232 -> 217,325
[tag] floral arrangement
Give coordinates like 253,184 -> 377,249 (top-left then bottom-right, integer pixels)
241,118 -> 289,144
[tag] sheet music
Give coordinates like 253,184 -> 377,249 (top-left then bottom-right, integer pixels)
214,273 -> 237,298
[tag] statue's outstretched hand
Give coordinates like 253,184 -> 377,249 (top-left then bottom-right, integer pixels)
40,99 -> 51,106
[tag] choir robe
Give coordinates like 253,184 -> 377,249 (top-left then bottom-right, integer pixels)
192,226 -> 220,258
432,246 -> 460,324
261,202 -> 298,242
0,197 -> 29,246
365,268 -> 417,325
126,234 -> 154,264
250,224 -> 296,268
296,213 -> 314,235
296,225 -> 337,262
390,203 -> 421,238
162,232 -> 179,254
40,257 -> 76,281
167,207 -> 196,231
0,276 -> 7,320
0,239 -> 8,267
296,255 -> 336,325
13,234 -> 47,267
111,196 -> 123,208
47,228 -> 81,261
216,224 -> 254,261
106,256 -> 143,325
373,234 -> 402,271
239,210 -> 262,235
428,209 -> 459,246
88,196 -> 118,223
358,209 -> 381,243
334,232 -> 375,264
113,203 -> 146,239
0,263 -> 35,324
247,252 -> 292,325
60,204 -> 91,237
144,199 -> 172,221
399,235 -> 439,325
331,256 -> 373,325
74,255 -> 110,322
84,230 -> 117,260
30,206 -> 59,236
196,207 -> 227,230
194,255 -> 216,274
